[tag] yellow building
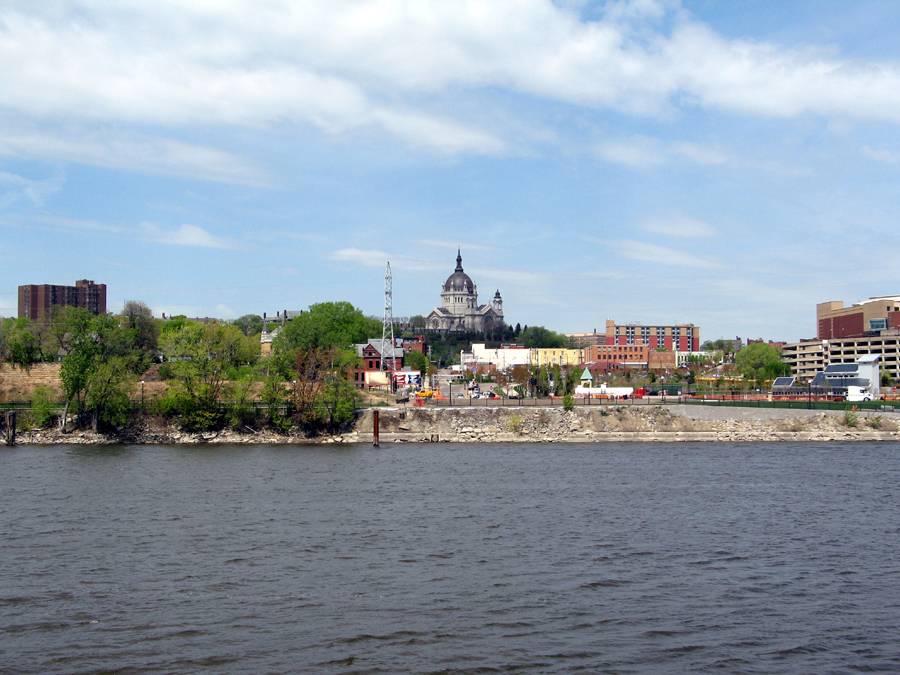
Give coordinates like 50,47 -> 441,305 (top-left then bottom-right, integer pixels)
529,348 -> 584,368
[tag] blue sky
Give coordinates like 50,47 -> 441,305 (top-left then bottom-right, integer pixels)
2,0 -> 900,341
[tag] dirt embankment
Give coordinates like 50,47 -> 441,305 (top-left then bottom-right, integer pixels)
0,363 -> 63,402
9,405 -> 900,445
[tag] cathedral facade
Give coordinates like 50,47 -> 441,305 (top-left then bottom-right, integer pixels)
426,251 -> 504,333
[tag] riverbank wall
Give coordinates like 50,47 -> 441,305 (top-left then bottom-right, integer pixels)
9,404 -> 900,445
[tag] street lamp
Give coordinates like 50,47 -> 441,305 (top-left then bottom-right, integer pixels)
140,380 -> 145,412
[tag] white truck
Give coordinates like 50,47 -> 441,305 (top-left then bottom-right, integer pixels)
846,385 -> 873,402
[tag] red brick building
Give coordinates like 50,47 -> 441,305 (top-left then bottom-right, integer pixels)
18,279 -> 107,321
585,343 -> 650,368
817,297 -> 900,339
605,319 -> 700,351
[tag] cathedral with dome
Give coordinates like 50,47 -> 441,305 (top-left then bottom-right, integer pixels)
426,250 -> 504,333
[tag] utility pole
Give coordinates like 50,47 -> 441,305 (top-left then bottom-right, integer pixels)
381,261 -> 395,380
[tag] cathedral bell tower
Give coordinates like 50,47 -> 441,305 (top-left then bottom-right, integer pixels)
492,289 -> 503,315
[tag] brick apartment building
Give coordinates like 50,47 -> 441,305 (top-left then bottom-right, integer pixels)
605,319 -> 700,351
18,279 -> 107,321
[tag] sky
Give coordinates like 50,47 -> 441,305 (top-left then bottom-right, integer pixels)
2,0 -> 900,341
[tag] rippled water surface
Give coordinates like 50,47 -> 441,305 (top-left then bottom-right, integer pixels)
2,442 -> 900,673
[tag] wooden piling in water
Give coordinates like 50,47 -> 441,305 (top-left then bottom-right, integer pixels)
373,409 -> 380,447
4,411 -> 16,447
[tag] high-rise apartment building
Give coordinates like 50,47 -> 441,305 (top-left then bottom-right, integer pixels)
604,319 -> 700,351
18,279 -> 107,321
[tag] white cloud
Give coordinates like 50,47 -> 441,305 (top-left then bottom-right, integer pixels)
144,224 -> 237,249
329,247 -> 434,271
615,239 -> 719,269
214,304 -> 238,319
861,145 -> 899,164
0,169 -> 64,206
595,136 -> 729,169
595,137 -> 665,168
372,108 -> 506,155
641,216 -> 716,238
417,239 -> 493,252
0,295 -> 16,315
670,141 -> 728,165
2,0 -> 900,177
470,267 -> 547,285
0,130 -> 268,186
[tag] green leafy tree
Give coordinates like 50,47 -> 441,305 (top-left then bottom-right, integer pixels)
30,385 -> 58,428
519,325 -> 568,348
233,314 -> 264,336
259,376 -> 291,432
159,321 -> 252,431
84,357 -> 134,430
275,302 -> 380,353
121,300 -> 160,354
404,349 -> 429,376
312,373 -> 359,432
1,318 -> 42,368
734,343 -> 789,386
58,311 -> 137,430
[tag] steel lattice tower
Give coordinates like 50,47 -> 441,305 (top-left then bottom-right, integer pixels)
380,261 -> 395,371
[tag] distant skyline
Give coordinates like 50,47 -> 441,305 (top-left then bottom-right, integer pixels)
3,0 -> 900,340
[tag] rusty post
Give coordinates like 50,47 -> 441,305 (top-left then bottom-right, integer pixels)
373,409 -> 380,447
4,411 -> 16,447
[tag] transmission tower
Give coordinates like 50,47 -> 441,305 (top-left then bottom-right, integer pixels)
380,261 -> 395,372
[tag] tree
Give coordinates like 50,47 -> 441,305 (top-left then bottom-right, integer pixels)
735,343 -> 789,386
702,339 -> 740,361
58,311 -> 136,430
121,300 -> 160,353
404,349 -> 429,376
158,321 -> 252,430
275,301 -> 380,353
1,318 -> 42,368
312,374 -> 359,432
84,357 -> 134,431
409,315 -> 426,330
520,325 -> 567,348
233,314 -> 264,336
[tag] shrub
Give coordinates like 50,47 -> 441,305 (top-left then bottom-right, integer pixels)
842,409 -> 859,428
507,413 -> 524,434
867,415 -> 883,430
30,385 -> 57,428
563,394 -> 575,412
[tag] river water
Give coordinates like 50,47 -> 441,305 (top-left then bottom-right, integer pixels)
2,442 -> 899,673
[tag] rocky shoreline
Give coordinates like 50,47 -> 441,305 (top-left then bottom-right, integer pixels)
8,405 -> 900,445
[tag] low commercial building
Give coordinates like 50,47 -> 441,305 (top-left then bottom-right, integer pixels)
675,351 -> 715,367
648,350 -> 676,371
466,343 -> 531,371
605,319 -> 700,351
584,343 -> 650,368
530,347 -> 584,368
18,279 -> 107,321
